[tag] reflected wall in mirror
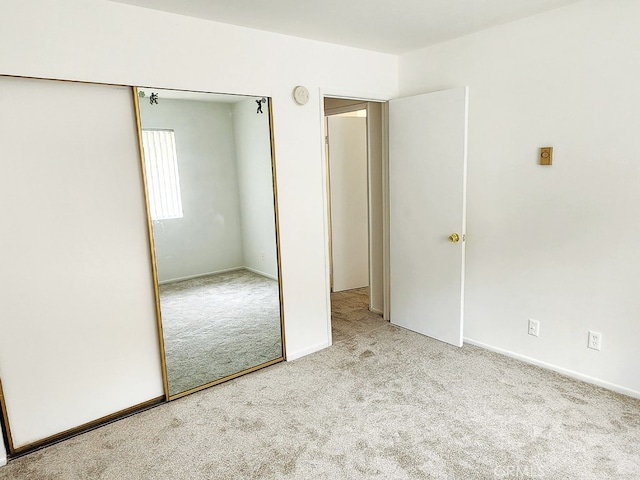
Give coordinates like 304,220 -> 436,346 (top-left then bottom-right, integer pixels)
135,88 -> 284,399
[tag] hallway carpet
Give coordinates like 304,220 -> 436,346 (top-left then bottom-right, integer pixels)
1,288 -> 639,479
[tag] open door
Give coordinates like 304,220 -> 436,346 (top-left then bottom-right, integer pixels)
389,87 -> 468,347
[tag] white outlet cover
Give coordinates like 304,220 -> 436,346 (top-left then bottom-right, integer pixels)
588,331 -> 602,350
528,319 -> 540,337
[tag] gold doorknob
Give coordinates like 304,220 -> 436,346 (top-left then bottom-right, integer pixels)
448,233 -> 460,243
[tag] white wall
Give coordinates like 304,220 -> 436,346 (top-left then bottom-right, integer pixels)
0,1 -> 397,447
139,98 -> 244,282
327,116 -> 370,292
232,98 -> 279,279
0,438 -> 5,466
400,0 -> 640,397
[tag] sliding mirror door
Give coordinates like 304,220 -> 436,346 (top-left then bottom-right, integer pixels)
135,88 -> 284,399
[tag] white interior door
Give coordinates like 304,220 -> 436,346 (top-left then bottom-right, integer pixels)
389,87 -> 468,347
327,115 -> 369,292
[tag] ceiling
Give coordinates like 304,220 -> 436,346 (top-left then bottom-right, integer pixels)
110,0 -> 580,54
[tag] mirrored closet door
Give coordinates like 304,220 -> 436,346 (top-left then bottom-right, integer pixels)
135,87 -> 285,399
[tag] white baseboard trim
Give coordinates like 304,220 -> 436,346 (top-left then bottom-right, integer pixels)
159,266 -> 277,285
0,452 -> 6,467
159,267 -> 244,285
464,337 -> 640,400
286,341 -> 330,361
243,267 -> 277,281
370,307 -> 383,315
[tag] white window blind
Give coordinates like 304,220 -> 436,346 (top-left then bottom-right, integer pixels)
141,129 -> 183,220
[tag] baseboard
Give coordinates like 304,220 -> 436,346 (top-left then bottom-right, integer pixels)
159,267 -> 277,285
464,337 -> 640,400
158,267 -> 243,285
370,307 -> 383,315
286,341 -> 330,361
243,267 -> 277,281
0,452 -> 6,467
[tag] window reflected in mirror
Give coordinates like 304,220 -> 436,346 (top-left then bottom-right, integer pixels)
141,129 -> 184,221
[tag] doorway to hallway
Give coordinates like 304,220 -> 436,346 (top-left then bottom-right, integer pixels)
324,97 -> 386,339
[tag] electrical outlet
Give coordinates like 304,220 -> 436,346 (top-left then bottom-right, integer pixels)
528,319 -> 540,337
588,331 -> 602,351
260,251 -> 265,260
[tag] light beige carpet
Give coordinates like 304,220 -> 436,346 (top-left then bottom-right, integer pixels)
1,288 -> 639,479
159,269 -> 283,396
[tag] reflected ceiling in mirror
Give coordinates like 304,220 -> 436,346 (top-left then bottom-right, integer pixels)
136,87 -> 284,399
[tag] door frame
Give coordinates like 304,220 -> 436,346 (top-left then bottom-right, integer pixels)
319,91 -> 391,347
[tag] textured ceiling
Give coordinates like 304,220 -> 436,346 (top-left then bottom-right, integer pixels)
110,0 -> 580,54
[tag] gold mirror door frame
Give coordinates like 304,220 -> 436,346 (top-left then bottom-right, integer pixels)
133,87 -> 285,400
